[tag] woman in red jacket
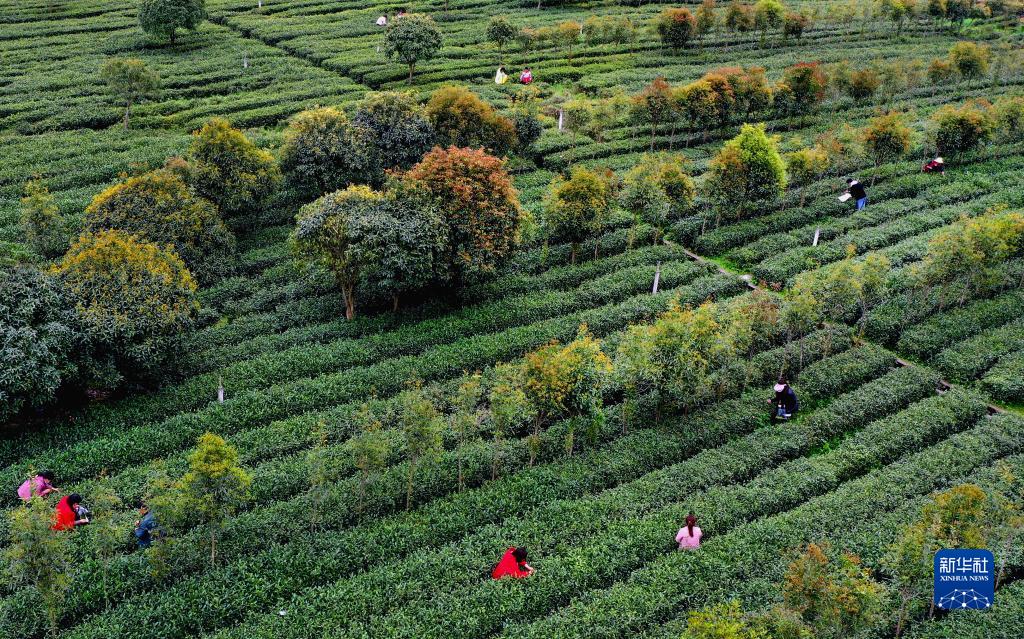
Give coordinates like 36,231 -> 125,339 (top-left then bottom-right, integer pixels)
52,494 -> 88,531
492,546 -> 535,579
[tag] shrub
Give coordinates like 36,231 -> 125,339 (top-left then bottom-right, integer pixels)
19,179 -> 67,259
0,266 -> 85,422
656,8 -> 697,50
863,111 -> 912,168
993,95 -> 1024,143
52,230 -> 198,388
543,166 -> 613,264
931,101 -> 995,158
426,86 -> 517,157
138,0 -> 206,44
846,68 -> 881,102
187,118 -> 280,217
351,91 -> 435,184
84,169 -> 235,284
279,107 -> 369,199
403,146 -> 524,285
948,41 -> 990,78
979,351 -> 1024,403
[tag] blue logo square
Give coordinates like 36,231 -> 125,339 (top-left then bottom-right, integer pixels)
934,549 -> 995,610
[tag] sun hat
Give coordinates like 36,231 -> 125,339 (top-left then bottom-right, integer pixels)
773,383 -> 786,392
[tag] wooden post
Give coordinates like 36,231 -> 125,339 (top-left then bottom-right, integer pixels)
812,227 -> 820,246
558,108 -> 564,132
652,261 -> 661,294
217,377 -> 225,403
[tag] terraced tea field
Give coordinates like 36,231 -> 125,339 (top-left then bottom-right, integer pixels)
2,1 -> 1023,638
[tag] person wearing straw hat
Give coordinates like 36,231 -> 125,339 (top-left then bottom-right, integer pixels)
922,156 -> 945,175
768,377 -> 799,423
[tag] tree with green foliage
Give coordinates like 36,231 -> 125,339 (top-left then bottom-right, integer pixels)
781,276 -> 822,366
913,206 -> 1024,304
632,76 -> 674,151
620,155 -> 695,245
53,229 -> 198,389
656,8 -> 697,50
138,0 -> 206,44
84,169 -> 235,284
0,266 -> 85,422
695,0 -> 719,40
876,0 -> 916,35
403,146 -> 524,286
555,20 -> 582,61
930,100 -> 995,158
489,363 -> 535,475
807,246 -> 891,334
782,542 -> 886,639
754,0 -> 785,45
293,185 -> 381,320
994,95 -> 1024,143
383,13 -> 442,84
4,497 -> 73,637
487,16 -> 518,62
678,79 -> 719,141
785,145 -> 830,207
451,374 -> 483,491
86,475 -> 126,610
349,405 -> 389,517
19,179 -> 66,259
306,420 -> 332,532
425,85 -> 517,156
724,1 -> 756,34
884,484 -> 993,633
782,10 -> 809,39
704,123 -> 786,224
522,326 -> 611,453
846,68 -> 881,102
100,58 -> 159,129
187,117 -> 280,218
543,166 -> 613,264
781,62 -> 827,120
352,91 -> 435,184
948,40 -> 990,78
400,382 -> 444,510
178,433 -> 251,566
280,107 -> 369,199
863,111 -> 912,177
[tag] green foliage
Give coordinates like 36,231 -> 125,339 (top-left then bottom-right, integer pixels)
0,265 -> 84,423
383,14 -> 443,84
780,62 -> 828,116
138,0 -> 206,44
351,91 -> 436,184
863,111 -> 912,167
846,68 -> 881,102
487,16 -> 518,61
279,107 -> 369,199
52,229 -> 198,389
84,169 -> 235,284
620,155 -> 694,243
725,1 -> 756,32
350,404 -> 389,515
949,41 -> 990,78
754,0 -> 786,40
682,600 -> 768,639
544,166 -> 613,263
631,76 -> 674,151
100,58 -> 159,129
187,117 -> 280,218
177,432 -> 252,565
993,95 -> 1024,143
781,542 -> 886,639
876,0 -> 917,35
782,11 -> 810,39
931,100 -> 995,157
404,145 -> 523,286
425,85 -> 517,157
704,123 -> 786,221
4,497 -> 72,637
19,178 -> 67,259
913,206 -> 1024,301
400,382 -> 444,510
85,475 -> 128,610
656,8 -> 697,50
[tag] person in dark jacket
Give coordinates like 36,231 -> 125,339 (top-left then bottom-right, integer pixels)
845,178 -> 868,210
769,378 -> 799,423
134,503 -> 160,549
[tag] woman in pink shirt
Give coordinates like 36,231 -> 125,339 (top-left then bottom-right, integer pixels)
675,512 -> 702,550
17,471 -> 56,501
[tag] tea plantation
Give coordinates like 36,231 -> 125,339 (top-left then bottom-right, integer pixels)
2,1 -> 1024,638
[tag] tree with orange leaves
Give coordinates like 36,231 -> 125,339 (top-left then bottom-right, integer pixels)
403,146 -> 525,287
